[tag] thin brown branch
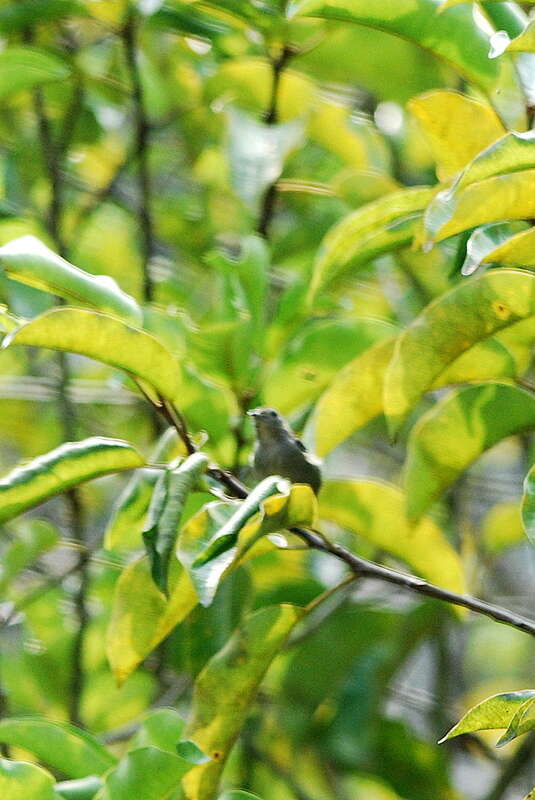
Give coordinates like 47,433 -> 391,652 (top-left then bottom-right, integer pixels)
122,8 -> 155,303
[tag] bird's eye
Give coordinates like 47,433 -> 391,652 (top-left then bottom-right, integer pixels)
270,410 -> 277,417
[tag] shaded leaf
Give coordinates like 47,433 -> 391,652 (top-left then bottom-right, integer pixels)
439,690 -> 535,742
308,187 -> 433,301
0,717 -> 115,779
150,3 -> 235,39
319,479 -> 465,594
408,90 -> 504,181
474,225 -> 535,270
290,0 -> 527,128
0,47 -> 70,101
0,758 -> 57,800
0,236 -> 142,325
175,741 -> 211,765
0,519 -> 58,592
218,793 -> 263,800
3,307 -> 180,400
0,437 -> 144,524
405,383 -> 535,521
521,463 -> 535,548
55,776 -> 102,800
143,452 -> 209,595
0,0 -> 88,32
461,222 -> 529,276
95,746 -> 195,800
130,709 -> 185,754
182,605 -> 303,800
384,269 -> 535,435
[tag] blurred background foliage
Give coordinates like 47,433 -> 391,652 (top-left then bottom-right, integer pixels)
2,1 -> 535,799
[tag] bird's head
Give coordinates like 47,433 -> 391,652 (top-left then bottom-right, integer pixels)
247,407 -> 286,438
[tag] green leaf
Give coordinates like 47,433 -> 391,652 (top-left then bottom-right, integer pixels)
94,746 -> 195,800
482,501 -> 525,555
175,741 -> 211,765
290,0 -> 527,129
0,236 -> 142,325
107,557 -> 198,685
0,47 -> 70,101
3,307 -> 180,400
130,709 -> 186,754
408,90 -> 505,181
0,303 -> 23,333
453,130 -> 535,192
461,222 -> 529,276
470,225 -> 535,270
218,793 -> 264,800
0,758 -> 57,800
439,690 -> 535,742
55,776 -> 103,800
0,1 -> 88,32
264,318 -> 396,414
143,452 -> 209,595
319,480 -> 465,594
149,3 -> 235,39
384,269 -> 535,435
104,428 -> 184,551
506,19 -> 535,53
0,437 -> 144,524
178,480 -> 317,606
521,463 -> 535,547
305,337 -> 396,457
0,717 -> 116,779
404,383 -> 535,521
497,696 -> 535,746
0,519 -> 58,592
182,605 -> 303,800
308,187 -> 433,302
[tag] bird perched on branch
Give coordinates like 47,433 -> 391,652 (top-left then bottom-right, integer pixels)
248,407 -> 322,494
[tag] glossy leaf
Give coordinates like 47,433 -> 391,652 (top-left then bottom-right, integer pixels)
0,717 -> 115,779
408,91 -> 504,181
308,187 -> 433,301
404,383 -> 535,521
55,776 -> 102,800
290,0 -> 527,128
0,758 -> 57,800
3,307 -> 180,400
305,337 -> 396,457
0,47 -> 70,101
0,437 -> 144,524
0,236 -> 142,325
143,452 -> 209,595
319,480 -> 465,594
454,130 -> 535,192
264,318 -> 396,414
461,222 -> 529,276
497,696 -> 535,746
178,479 -> 316,606
384,269 -> 535,435
506,20 -> 535,53
474,225 -> 535,270
130,709 -> 185,753
95,746 -> 195,800
439,690 -> 535,742
182,605 -> 303,800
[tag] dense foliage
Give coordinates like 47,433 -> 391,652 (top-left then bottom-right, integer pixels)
2,0 -> 535,798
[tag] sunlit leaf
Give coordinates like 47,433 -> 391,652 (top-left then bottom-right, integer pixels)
182,605 -> 303,800
432,336 -> 518,387
95,746 -> 195,800
404,383 -> 535,521
0,758 -> 57,800
482,501 -> 525,555
408,91 -> 505,181
506,20 -> 535,53
497,696 -> 535,746
0,437 -> 144,524
0,717 -> 115,779
384,269 -> 535,435
290,0 -> 527,128
178,479 -> 316,606
308,187 -> 433,301
143,452 -> 209,595
319,480 -> 465,594
0,236 -> 142,325
439,690 -> 535,742
461,222 -> 529,276
473,225 -> 535,270
3,307 -> 180,400
0,47 -> 70,101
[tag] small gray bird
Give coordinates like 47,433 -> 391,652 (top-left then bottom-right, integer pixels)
248,407 -> 322,494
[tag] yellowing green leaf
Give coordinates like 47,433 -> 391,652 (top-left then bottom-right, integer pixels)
308,102 -> 369,169
478,225 -> 535,269
0,236 -> 141,325
408,91 -> 505,181
0,718 -> 116,779
3,307 -> 180,400
290,0 -> 527,129
0,46 -> 70,101
506,20 -> 535,53
309,187 -> 433,301
432,337 -> 518,387
182,605 -> 303,800
461,222 -> 530,276
384,269 -> 535,435
439,690 -> 535,742
306,337 -> 396,457
497,696 -> 535,746
404,383 -> 535,521
0,437 -> 144,524
0,758 -> 57,800
319,479 -> 465,594
482,501 -> 525,555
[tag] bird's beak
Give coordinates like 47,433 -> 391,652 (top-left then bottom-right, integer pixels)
247,409 -> 260,417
